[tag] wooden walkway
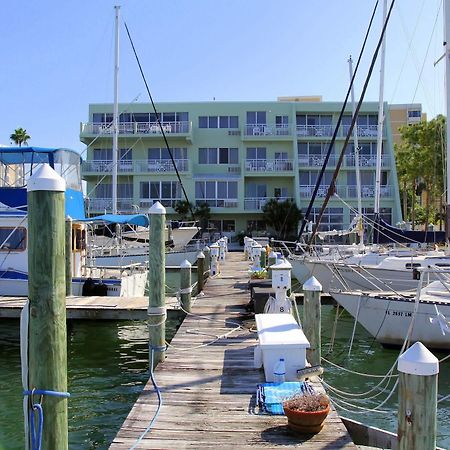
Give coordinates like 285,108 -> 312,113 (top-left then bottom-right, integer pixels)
0,296 -> 179,320
111,252 -> 357,449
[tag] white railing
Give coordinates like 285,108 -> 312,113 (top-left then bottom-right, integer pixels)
296,125 -> 334,137
195,199 -> 238,208
342,185 -> 392,198
81,121 -> 191,135
83,159 -> 189,173
299,185 -> 329,198
88,198 -> 134,212
140,198 -> 180,208
244,196 -> 293,210
245,159 -> 293,172
345,155 -> 388,167
244,123 -> 292,136
342,124 -> 378,137
298,155 -> 337,166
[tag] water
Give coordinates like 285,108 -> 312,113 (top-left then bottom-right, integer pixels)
0,303 -> 448,448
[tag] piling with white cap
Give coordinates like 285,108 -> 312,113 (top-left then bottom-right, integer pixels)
218,238 -> 226,262
251,243 -> 262,271
27,164 -> 68,448
180,259 -> 192,313
203,245 -> 210,280
303,276 -> 322,366
148,201 -> 166,367
65,216 -> 73,296
267,250 -> 277,279
210,243 -> 220,275
397,342 -> 439,450
196,251 -> 205,293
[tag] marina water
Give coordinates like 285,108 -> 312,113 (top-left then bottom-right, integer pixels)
0,303 -> 448,448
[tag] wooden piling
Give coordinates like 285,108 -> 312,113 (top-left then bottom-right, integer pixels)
203,246 -> 210,280
397,342 -> 439,450
196,251 -> 205,293
260,248 -> 266,270
267,250 -> 277,279
303,276 -> 322,367
27,164 -> 68,449
148,202 -> 166,368
180,259 -> 192,313
65,217 -> 72,296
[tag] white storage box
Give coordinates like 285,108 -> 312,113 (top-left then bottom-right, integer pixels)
255,313 -> 310,382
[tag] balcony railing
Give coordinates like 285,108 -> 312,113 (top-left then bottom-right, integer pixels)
82,159 -> 189,173
342,124 -> 378,137
245,159 -> 293,172
139,198 -> 180,208
296,125 -> 333,137
195,199 -> 238,208
88,198 -> 135,213
299,185 -> 330,198
345,155 -> 388,167
296,124 -> 382,139
298,155 -> 336,166
81,121 -> 191,136
244,123 -> 292,137
244,196 -> 293,210
299,184 -> 392,199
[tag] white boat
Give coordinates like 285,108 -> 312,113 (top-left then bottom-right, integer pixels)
0,147 -> 148,297
331,268 -> 450,349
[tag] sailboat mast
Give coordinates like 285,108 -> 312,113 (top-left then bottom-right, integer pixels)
112,5 -> 120,215
348,56 -> 364,246
445,0 -> 450,242
374,0 -> 388,214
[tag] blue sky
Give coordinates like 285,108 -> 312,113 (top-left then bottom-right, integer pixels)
0,0 -> 445,155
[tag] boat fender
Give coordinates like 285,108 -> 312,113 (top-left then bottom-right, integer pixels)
412,268 -> 420,280
82,278 -> 96,296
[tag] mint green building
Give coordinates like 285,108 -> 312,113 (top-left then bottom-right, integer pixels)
80,98 -> 402,238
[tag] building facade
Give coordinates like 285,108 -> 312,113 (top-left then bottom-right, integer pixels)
80,98 -> 402,238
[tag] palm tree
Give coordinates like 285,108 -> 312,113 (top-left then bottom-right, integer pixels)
10,128 -> 30,147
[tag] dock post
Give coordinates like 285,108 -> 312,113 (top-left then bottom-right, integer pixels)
180,259 -> 192,312
260,247 -> 267,270
303,276 -> 322,366
27,164 -> 68,449
196,251 -> 205,293
203,246 -> 210,280
397,342 -> 438,450
148,201 -> 166,368
210,243 -> 220,275
219,238 -> 226,262
65,216 -> 73,296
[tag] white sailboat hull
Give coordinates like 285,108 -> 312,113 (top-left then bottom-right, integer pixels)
331,290 -> 450,349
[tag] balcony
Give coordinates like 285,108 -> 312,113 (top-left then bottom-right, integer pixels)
139,198 -> 180,209
298,155 -> 336,167
195,199 -> 238,208
345,155 -> 388,167
299,185 -> 330,198
344,185 -> 392,198
244,196 -> 293,211
243,123 -> 293,139
87,198 -> 135,213
245,159 -> 293,172
82,159 -> 189,174
80,121 -> 192,141
342,124 -> 378,138
296,125 -> 333,138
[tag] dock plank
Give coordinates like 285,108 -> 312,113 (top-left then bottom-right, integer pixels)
111,252 -> 357,449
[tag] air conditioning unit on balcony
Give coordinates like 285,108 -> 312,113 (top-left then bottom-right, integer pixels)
228,166 -> 241,173
228,130 -> 241,136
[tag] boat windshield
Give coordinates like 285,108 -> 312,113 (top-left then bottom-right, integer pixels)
0,147 -> 82,191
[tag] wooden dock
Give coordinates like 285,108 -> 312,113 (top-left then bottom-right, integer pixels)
111,252 -> 357,449
0,295 -> 179,320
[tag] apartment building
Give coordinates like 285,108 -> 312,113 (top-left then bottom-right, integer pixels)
80,98 -> 402,238
388,103 -> 426,148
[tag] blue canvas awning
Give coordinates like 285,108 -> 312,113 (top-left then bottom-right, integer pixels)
80,214 -> 149,227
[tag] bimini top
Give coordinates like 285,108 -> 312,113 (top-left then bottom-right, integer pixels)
80,214 -> 149,227
0,147 -> 82,164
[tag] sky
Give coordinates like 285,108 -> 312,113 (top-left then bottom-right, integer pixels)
0,0 -> 445,156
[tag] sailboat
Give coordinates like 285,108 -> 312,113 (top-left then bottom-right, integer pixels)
87,6 -> 200,267
323,0 -> 450,348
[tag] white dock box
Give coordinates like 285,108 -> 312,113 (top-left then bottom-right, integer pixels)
255,313 -> 310,382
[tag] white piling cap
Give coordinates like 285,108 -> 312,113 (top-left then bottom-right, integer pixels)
397,342 -> 439,376
210,243 -> 220,248
203,245 -> 210,251
197,251 -> 205,259
180,259 -> 191,269
27,164 -> 66,192
303,276 -> 322,292
269,251 -> 277,258
270,259 -> 292,270
148,201 -> 166,215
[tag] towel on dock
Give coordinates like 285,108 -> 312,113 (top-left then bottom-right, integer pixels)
257,381 -> 312,415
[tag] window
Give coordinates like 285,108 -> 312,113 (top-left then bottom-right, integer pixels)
95,183 -> 112,198
296,114 -> 332,126
199,148 -> 238,164
0,227 -> 26,251
208,219 -> 236,233
118,183 -> 133,198
274,187 -> 288,198
247,220 -> 266,232
300,170 -> 333,186
198,115 -> 239,128
310,207 -> 343,232
148,148 -> 187,160
408,110 -> 421,118
245,183 -> 267,197
246,147 -> 266,160
246,111 -> 266,125
93,148 -> 112,161
140,181 -> 181,207
195,181 -> 238,206
276,115 -> 289,126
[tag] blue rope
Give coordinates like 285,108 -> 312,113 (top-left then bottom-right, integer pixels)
29,404 -> 43,450
24,389 -> 70,450
129,347 -> 163,449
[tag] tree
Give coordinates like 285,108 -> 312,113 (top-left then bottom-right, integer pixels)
395,116 -> 445,230
194,202 -> 211,231
10,128 -> 31,147
173,200 -> 192,221
261,199 -> 302,240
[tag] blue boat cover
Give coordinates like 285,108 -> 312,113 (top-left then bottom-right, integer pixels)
81,214 -> 149,227
0,147 -> 81,164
